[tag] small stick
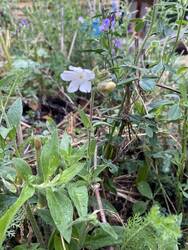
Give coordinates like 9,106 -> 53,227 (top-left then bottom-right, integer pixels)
92,146 -> 114,250
67,30 -> 78,61
156,83 -> 180,94
60,7 -> 66,56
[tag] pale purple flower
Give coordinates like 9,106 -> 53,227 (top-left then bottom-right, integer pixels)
113,38 -> 122,49
78,16 -> 84,24
99,18 -> 111,31
60,66 -> 95,93
19,18 -> 29,27
99,15 -> 115,32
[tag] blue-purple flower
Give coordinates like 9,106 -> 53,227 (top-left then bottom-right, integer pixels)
99,15 -> 116,32
91,18 -> 101,37
19,18 -> 29,28
99,18 -> 111,31
113,38 -> 122,49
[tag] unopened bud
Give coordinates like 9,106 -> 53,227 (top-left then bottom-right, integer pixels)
97,80 -> 116,94
34,137 -> 42,151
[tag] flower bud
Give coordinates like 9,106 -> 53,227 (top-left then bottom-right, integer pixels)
34,137 -> 42,151
97,80 -> 116,94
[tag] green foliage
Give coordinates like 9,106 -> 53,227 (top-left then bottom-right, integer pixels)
40,130 -> 60,181
67,182 -> 88,217
0,185 -> 34,247
46,188 -> 73,243
122,206 -> 181,250
7,98 -> 23,128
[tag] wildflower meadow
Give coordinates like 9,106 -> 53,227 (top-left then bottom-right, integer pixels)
0,0 -> 188,249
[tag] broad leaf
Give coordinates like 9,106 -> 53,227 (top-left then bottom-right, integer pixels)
13,158 -> 32,181
68,182 -> 88,217
140,78 -> 156,91
99,222 -> 118,240
0,185 -> 34,247
137,181 -> 153,199
46,188 -> 73,243
55,163 -> 85,186
40,131 -> 61,181
7,98 -> 23,128
60,132 -> 72,153
167,104 -> 182,121
85,226 -> 123,249
0,126 -> 12,139
79,109 -> 92,129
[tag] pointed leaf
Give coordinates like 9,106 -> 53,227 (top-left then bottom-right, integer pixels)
68,182 -> 88,217
167,104 -> 182,121
137,181 -> 153,199
99,222 -> 118,240
55,163 -> 85,186
40,131 -> 61,181
79,109 -> 92,129
7,98 -> 23,128
140,78 -> 156,91
46,188 -> 73,243
13,158 -> 32,181
0,185 -> 34,247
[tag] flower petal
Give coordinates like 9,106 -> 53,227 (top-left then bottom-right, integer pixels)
84,69 -> 95,80
79,81 -> 91,93
60,71 -> 77,81
67,81 -> 80,93
69,65 -> 83,72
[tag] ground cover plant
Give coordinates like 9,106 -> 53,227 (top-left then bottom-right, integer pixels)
0,0 -> 188,249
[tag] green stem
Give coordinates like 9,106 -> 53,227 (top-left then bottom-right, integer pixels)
25,203 -> 45,248
157,1 -> 185,84
0,33 -> 12,68
134,0 -> 158,65
0,77 -> 18,125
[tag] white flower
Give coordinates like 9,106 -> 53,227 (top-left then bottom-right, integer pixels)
60,66 -> 95,93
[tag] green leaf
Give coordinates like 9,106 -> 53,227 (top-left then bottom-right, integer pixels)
167,104 -> 182,121
68,182 -> 88,217
79,109 -> 92,129
0,185 -> 34,247
0,194 -> 17,216
7,98 -> 23,128
0,126 -> 12,139
46,188 -> 73,243
85,226 -> 123,249
13,158 -> 32,181
133,201 -> 148,215
13,243 -> 45,250
135,19 -> 145,32
137,181 -> 153,199
55,163 -> 85,186
40,131 -> 61,181
60,132 -> 72,153
54,234 -> 63,250
99,222 -> 118,240
88,139 -> 96,158
12,58 -> 40,70
140,78 -> 156,91
92,165 -> 107,179
37,208 -> 55,226
136,162 -> 149,184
